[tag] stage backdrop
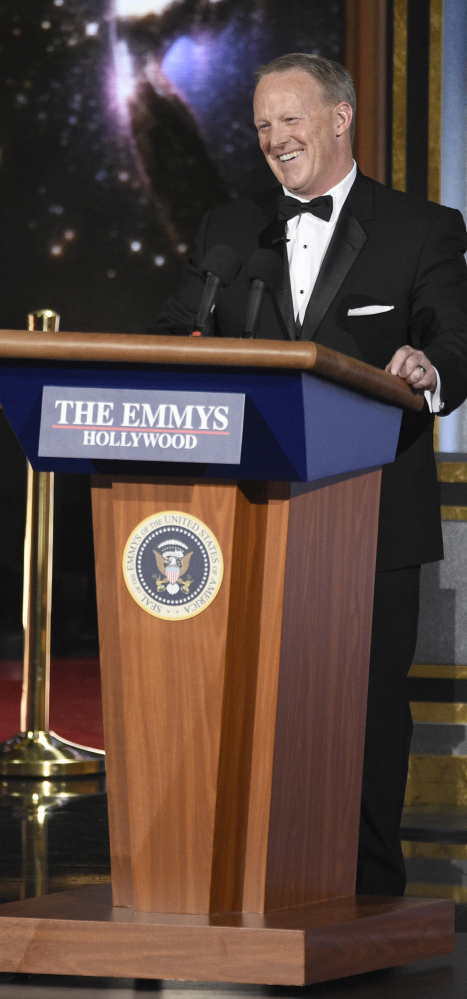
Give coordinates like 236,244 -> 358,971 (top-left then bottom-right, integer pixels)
0,0 -> 344,334
0,1 -> 345,659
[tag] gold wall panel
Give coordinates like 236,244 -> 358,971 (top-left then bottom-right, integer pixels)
441,506 -> 467,521
411,702 -> 467,724
405,754 -> 467,806
403,841 -> 467,860
437,463 -> 467,482
409,664 -> 467,680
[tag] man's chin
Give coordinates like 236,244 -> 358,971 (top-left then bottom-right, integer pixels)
284,180 -> 309,196
277,168 -> 310,194
270,165 -> 305,192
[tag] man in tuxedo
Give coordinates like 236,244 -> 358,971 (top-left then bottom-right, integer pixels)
150,53 -> 467,895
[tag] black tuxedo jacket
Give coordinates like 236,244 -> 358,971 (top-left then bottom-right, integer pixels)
151,170 -> 467,571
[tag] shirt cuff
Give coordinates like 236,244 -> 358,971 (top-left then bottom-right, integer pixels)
424,367 -> 444,413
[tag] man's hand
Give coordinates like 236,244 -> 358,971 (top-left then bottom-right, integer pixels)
385,346 -> 437,392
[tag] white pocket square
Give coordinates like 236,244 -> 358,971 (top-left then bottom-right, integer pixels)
347,305 -> 394,316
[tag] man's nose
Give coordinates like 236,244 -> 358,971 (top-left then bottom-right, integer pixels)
269,121 -> 289,149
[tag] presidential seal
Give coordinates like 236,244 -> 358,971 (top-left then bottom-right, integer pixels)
123,511 -> 224,620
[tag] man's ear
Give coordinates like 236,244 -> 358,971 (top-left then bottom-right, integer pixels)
335,102 -> 353,136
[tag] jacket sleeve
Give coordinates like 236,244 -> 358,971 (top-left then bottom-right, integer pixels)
146,212 -> 213,336
411,207 -> 467,415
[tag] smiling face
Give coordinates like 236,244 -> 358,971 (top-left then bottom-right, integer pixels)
253,70 -> 354,199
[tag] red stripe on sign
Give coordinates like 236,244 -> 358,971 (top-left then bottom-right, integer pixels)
52,426 -> 230,435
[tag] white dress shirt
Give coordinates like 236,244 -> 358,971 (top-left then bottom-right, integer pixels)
282,162 -> 442,412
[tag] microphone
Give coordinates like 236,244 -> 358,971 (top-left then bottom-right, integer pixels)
243,249 -> 282,339
192,244 -> 242,336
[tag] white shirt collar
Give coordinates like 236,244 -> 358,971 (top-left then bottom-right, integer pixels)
282,160 -> 357,228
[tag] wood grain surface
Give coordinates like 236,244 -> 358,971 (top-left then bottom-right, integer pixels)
110,477 -> 237,914
91,475 -> 133,908
0,330 -> 423,410
91,471 -> 382,914
242,483 -> 291,911
264,470 -> 382,910
209,482 -> 271,913
98,478 -> 295,915
345,0 -> 388,184
0,884 -> 454,985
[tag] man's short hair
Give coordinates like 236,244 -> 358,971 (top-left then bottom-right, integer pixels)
254,53 -> 356,143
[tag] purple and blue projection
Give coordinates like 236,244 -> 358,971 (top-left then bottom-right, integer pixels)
0,0 -> 343,333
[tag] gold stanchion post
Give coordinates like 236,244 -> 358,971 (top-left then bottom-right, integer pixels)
0,311 -> 105,776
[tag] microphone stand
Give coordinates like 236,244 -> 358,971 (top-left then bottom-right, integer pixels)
243,280 -> 266,339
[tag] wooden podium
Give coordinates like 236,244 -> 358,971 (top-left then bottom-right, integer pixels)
0,332 -> 454,986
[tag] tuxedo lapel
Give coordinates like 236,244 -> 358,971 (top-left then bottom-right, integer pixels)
299,170 -> 374,342
274,237 -> 296,340
299,209 -> 367,341
251,173 -> 374,342
254,189 -> 295,339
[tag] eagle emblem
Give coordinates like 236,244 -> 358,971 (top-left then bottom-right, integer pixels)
123,511 -> 224,621
154,540 -> 193,594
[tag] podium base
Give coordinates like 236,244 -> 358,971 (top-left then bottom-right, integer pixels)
0,883 -> 453,986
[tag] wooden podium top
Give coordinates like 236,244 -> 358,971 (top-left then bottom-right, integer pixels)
0,330 -> 424,412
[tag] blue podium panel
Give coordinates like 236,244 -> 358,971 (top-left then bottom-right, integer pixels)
0,360 -> 402,482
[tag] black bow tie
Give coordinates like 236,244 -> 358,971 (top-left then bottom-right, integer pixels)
278,194 -> 333,223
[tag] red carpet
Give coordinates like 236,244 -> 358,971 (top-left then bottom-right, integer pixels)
0,659 -> 104,750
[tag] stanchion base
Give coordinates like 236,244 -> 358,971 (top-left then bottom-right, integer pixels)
0,773 -> 106,804
0,730 -> 105,777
